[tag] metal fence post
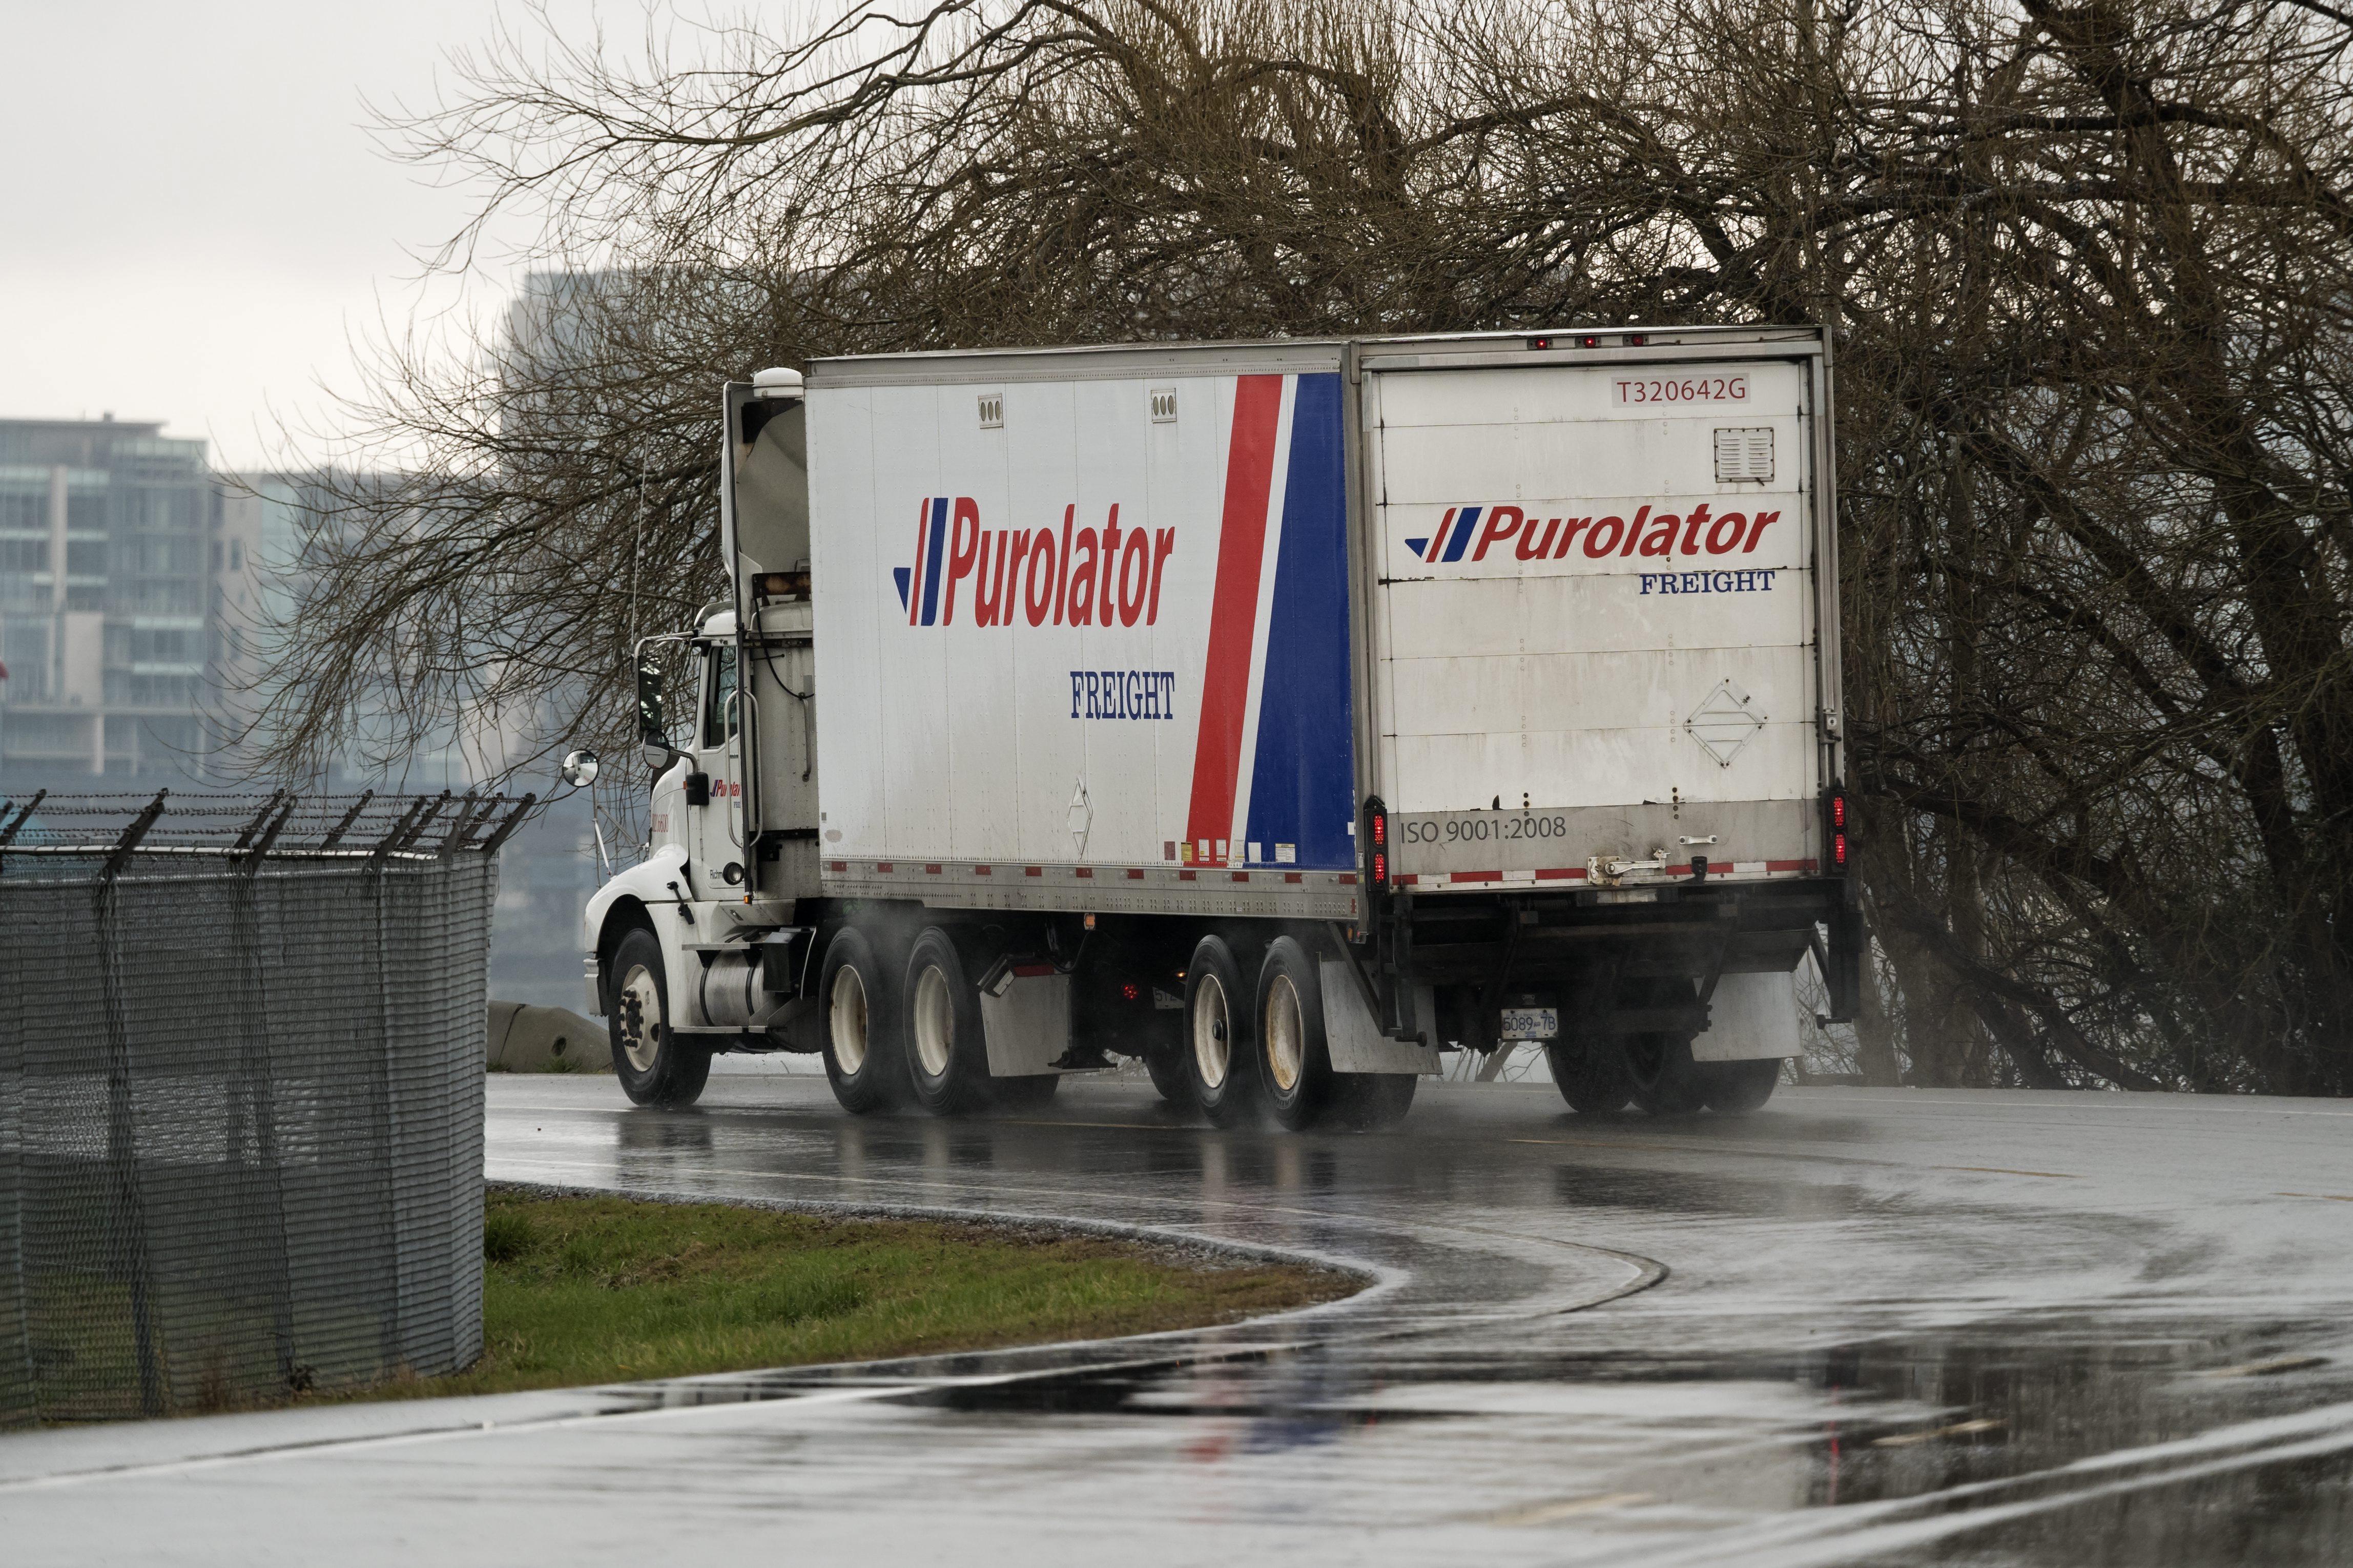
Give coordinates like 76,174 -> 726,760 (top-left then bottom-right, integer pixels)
317,790 -> 375,852
478,795 -> 537,855
231,795 -> 299,1392
0,876 -> 31,1429
96,790 -> 168,1415
364,802 -> 410,1373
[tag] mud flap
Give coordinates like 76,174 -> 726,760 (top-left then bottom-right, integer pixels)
979,970 -> 1070,1076
1689,968 -> 1804,1062
1320,960 -> 1441,1074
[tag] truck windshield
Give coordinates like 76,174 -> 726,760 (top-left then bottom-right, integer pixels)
700,644 -> 738,748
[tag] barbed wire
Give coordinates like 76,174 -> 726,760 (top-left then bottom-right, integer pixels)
0,788 -> 536,875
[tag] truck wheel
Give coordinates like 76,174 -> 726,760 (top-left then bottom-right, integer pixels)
1702,1059 -> 1783,1115
1623,1032 -> 1707,1117
903,927 -> 993,1117
1184,935 -> 1260,1128
988,1075 -> 1060,1113
819,926 -> 909,1115
1333,1072 -> 1416,1130
1257,936 -> 1335,1131
1545,1039 -> 1633,1114
1144,1042 -> 1199,1110
609,925 -> 711,1107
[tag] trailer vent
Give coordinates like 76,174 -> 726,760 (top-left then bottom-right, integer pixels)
978,393 -> 1004,429
1714,426 -> 1773,484
1149,388 -> 1178,423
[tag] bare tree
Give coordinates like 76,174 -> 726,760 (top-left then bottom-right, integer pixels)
256,0 -> 2353,1092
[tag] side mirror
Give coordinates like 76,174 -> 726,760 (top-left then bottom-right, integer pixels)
636,655 -> 667,747
636,654 -> 677,772
560,749 -> 600,788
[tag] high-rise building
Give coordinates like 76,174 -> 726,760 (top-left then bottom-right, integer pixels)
1,427 -> 591,1005
0,417 -> 223,777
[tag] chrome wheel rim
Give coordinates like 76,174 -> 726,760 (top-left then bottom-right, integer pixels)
912,964 -> 954,1077
1192,972 -> 1231,1090
1265,975 -> 1304,1093
830,965 -> 869,1074
618,962 -> 663,1074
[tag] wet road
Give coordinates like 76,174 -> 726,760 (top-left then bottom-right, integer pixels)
8,1074 -> 2353,1565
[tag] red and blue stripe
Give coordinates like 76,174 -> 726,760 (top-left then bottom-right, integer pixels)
1182,373 -> 1354,871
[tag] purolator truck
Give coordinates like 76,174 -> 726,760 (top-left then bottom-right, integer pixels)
583,326 -> 1864,1127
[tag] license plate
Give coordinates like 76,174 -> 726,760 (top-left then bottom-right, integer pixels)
1500,1007 -> 1558,1041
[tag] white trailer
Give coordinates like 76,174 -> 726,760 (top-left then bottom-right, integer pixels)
584,328 -> 1863,1127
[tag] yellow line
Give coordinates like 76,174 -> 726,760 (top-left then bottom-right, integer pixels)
1873,1417 -> 2003,1447
1508,1136 -> 1724,1156
2276,1191 -> 2353,1203
1485,1492 -> 1654,1526
1936,1166 -> 2082,1180
2200,1355 -> 2328,1378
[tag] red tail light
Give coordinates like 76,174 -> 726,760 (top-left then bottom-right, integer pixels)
1824,786 -> 1850,872
1364,797 -> 1392,890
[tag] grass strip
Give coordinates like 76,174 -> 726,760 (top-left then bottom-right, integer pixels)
347,1189 -> 1356,1401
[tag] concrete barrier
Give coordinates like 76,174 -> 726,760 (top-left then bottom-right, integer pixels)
487,1000 -> 611,1072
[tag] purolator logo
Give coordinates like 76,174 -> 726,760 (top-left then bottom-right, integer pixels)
895,496 -> 1177,627
1407,501 -> 1783,565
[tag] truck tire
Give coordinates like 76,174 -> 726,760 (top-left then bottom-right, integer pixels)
988,1075 -> 1060,1113
1184,934 -> 1260,1128
1257,936 -> 1336,1131
1144,1042 -> 1199,1110
819,926 -> 909,1115
608,925 -> 711,1107
1701,1058 -> 1783,1115
1623,1031 -> 1708,1117
902,927 -> 995,1117
1333,1072 -> 1417,1130
1545,1039 -> 1633,1115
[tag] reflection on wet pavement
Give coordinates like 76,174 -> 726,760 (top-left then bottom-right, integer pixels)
6,1077 -> 2353,1565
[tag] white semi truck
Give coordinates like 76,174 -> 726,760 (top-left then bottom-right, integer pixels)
582,326 -> 1863,1128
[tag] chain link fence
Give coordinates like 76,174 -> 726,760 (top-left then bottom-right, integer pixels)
0,788 -> 525,1425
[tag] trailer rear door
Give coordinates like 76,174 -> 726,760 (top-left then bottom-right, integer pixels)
1363,350 -> 1828,886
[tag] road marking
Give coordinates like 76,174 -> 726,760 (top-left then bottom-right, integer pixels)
1485,1491 -> 1653,1525
2200,1355 -> 2328,1378
2276,1191 -> 2353,1202
1623,1399 -> 2353,1566
0,1383 -> 913,1493
1873,1417 -> 2004,1447
1936,1165 -> 2082,1180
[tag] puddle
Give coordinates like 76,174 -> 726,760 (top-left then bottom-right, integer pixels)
816,1316 -> 2353,1562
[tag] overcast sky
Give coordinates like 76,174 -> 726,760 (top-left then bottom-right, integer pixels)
0,2 -> 614,469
